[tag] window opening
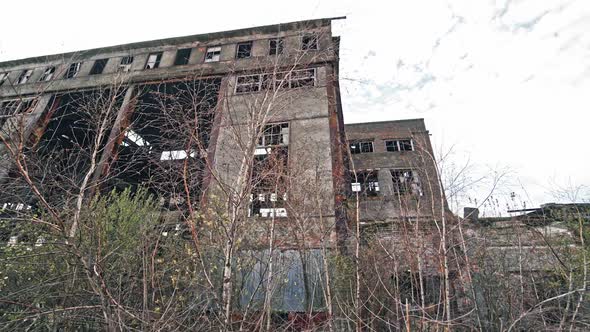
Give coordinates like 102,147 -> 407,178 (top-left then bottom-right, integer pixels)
250,123 -> 289,217
1,99 -> 37,128
350,141 -> 373,154
39,67 -> 55,81
235,68 -> 316,94
119,56 -> 134,72
302,34 -> 319,50
145,52 -> 163,69
236,42 -> 253,59
17,69 -> 33,84
236,74 -> 261,94
174,48 -> 192,65
89,58 -> 108,75
64,62 -> 82,79
205,46 -> 221,62
351,170 -> 380,196
386,139 -> 414,152
269,38 -> 284,55
258,123 -> 289,147
391,169 -> 422,195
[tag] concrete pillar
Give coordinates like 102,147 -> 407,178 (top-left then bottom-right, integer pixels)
91,85 -> 136,185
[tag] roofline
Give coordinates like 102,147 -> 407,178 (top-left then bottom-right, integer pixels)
344,118 -> 425,126
0,16 -> 346,68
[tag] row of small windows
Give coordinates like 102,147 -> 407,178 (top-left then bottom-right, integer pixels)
235,68 -> 316,94
349,139 -> 414,154
351,169 -> 423,197
0,33 -> 320,87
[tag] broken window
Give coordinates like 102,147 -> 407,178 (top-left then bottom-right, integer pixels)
350,141 -> 373,154
301,33 -> 319,50
235,68 -> 316,94
118,56 -> 134,72
17,69 -> 33,84
236,42 -> 253,59
258,123 -> 289,147
145,52 -> 163,69
174,48 -> 192,66
250,148 -> 289,218
350,170 -> 380,196
121,56 -> 134,65
262,71 -> 288,90
64,62 -> 81,79
205,46 -> 221,62
386,139 -> 414,152
0,100 -> 21,129
0,99 -> 37,129
250,123 -> 289,218
269,38 -> 284,55
235,74 -> 261,94
289,68 -> 315,88
391,169 -> 422,196
39,67 -> 55,81
89,58 -> 108,75
0,72 -> 9,86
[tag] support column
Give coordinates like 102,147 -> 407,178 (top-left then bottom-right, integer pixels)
91,85 -> 136,186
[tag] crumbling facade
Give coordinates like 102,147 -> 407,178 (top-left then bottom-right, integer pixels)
0,17 -> 349,247
3,17 -> 582,330
0,18 -> 354,322
345,119 -> 446,223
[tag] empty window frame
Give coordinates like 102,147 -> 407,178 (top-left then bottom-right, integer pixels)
351,170 -> 380,196
17,69 -> 33,84
350,141 -> 374,154
236,42 -> 253,59
119,56 -> 134,72
89,58 -> 109,75
39,67 -> 55,81
250,142 -> 289,217
269,38 -> 284,55
234,68 -> 316,94
64,62 -> 82,79
0,100 -> 20,127
386,139 -> 414,152
0,72 -> 9,86
258,123 -> 289,147
301,33 -> 319,50
205,46 -> 221,62
236,74 -> 261,94
391,169 -> 422,195
0,99 -> 37,127
289,68 -> 316,88
145,52 -> 163,69
174,48 -> 192,65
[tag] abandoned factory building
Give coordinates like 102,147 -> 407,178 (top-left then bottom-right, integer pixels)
2,17 -> 581,329
0,17 -> 459,318
0,17 -> 447,249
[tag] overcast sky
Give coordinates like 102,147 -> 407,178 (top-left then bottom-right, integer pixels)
1,0 -> 588,214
